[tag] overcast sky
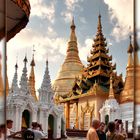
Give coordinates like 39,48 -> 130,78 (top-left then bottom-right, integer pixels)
1,0 -> 139,95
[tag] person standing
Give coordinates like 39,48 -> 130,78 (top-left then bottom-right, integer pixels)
86,119 -> 100,140
106,122 -> 125,140
96,122 -> 106,140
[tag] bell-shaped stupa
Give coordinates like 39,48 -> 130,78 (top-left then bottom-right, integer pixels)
53,17 -> 83,100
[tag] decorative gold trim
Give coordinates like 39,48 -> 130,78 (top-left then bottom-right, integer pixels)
80,101 -> 94,130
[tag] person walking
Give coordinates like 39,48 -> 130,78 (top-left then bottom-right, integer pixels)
86,119 -> 100,140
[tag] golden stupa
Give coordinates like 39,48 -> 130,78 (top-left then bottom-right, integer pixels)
120,36 -> 140,104
120,36 -> 134,103
53,18 -> 84,99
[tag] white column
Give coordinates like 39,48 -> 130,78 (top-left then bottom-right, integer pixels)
18,111 -> 22,131
43,112 -> 49,134
14,106 -> 19,131
32,109 -> 37,122
53,116 -> 61,139
38,109 -> 43,124
99,109 -> 105,122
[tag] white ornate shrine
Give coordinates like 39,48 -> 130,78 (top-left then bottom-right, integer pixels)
0,56 -> 66,139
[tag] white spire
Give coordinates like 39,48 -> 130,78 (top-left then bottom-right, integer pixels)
11,63 -> 19,92
38,59 -> 54,104
19,56 -> 29,93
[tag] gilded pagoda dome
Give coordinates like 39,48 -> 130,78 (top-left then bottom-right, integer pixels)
120,36 -> 140,104
53,18 -> 83,99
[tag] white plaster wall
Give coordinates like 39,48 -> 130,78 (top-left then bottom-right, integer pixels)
120,102 -> 133,132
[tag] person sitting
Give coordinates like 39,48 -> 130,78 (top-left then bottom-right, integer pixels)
106,122 -> 125,140
6,120 -> 15,136
96,122 -> 106,140
23,130 -> 34,140
29,122 -> 47,140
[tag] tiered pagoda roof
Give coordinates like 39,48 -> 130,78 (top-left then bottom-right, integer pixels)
70,15 -> 123,97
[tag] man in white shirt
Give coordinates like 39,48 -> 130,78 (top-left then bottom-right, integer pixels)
29,122 -> 47,140
6,120 -> 14,136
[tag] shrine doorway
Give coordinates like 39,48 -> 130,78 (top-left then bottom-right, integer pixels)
61,118 -> 65,137
105,114 -> 109,125
48,114 -> 54,139
22,110 -> 31,129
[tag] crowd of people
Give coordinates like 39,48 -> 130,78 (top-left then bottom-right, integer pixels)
0,120 -> 47,140
86,119 -> 128,140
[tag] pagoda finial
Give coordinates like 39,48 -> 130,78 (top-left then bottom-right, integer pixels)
24,55 -> 28,66
70,16 -> 77,41
108,74 -> 115,99
20,56 -> 29,94
11,62 -> 19,92
127,35 -> 133,53
127,35 -> 133,67
31,45 -> 35,67
71,16 -> 75,30
97,14 -> 102,34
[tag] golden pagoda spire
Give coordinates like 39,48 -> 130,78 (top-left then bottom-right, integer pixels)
127,35 -> 133,67
0,53 -> 3,96
108,74 -> 115,99
120,36 -> 135,103
97,14 -> 102,35
64,17 -> 82,64
70,16 -> 77,42
29,46 -> 37,101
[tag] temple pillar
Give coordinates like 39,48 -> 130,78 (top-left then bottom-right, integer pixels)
53,116 -> 61,139
43,113 -> 48,134
32,110 -> 37,122
65,102 -> 70,128
75,102 -> 79,129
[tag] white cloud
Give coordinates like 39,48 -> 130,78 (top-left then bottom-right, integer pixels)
79,38 -> 93,62
47,26 -> 57,37
7,27 -> 67,89
30,0 -> 55,23
79,17 -> 87,24
65,0 -> 83,11
104,0 -> 133,41
61,11 -> 72,23
62,0 -> 84,23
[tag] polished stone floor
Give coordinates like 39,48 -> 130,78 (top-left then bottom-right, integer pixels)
62,137 -> 86,140
62,137 -> 133,140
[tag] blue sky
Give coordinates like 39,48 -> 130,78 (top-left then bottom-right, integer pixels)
1,0 -> 139,94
